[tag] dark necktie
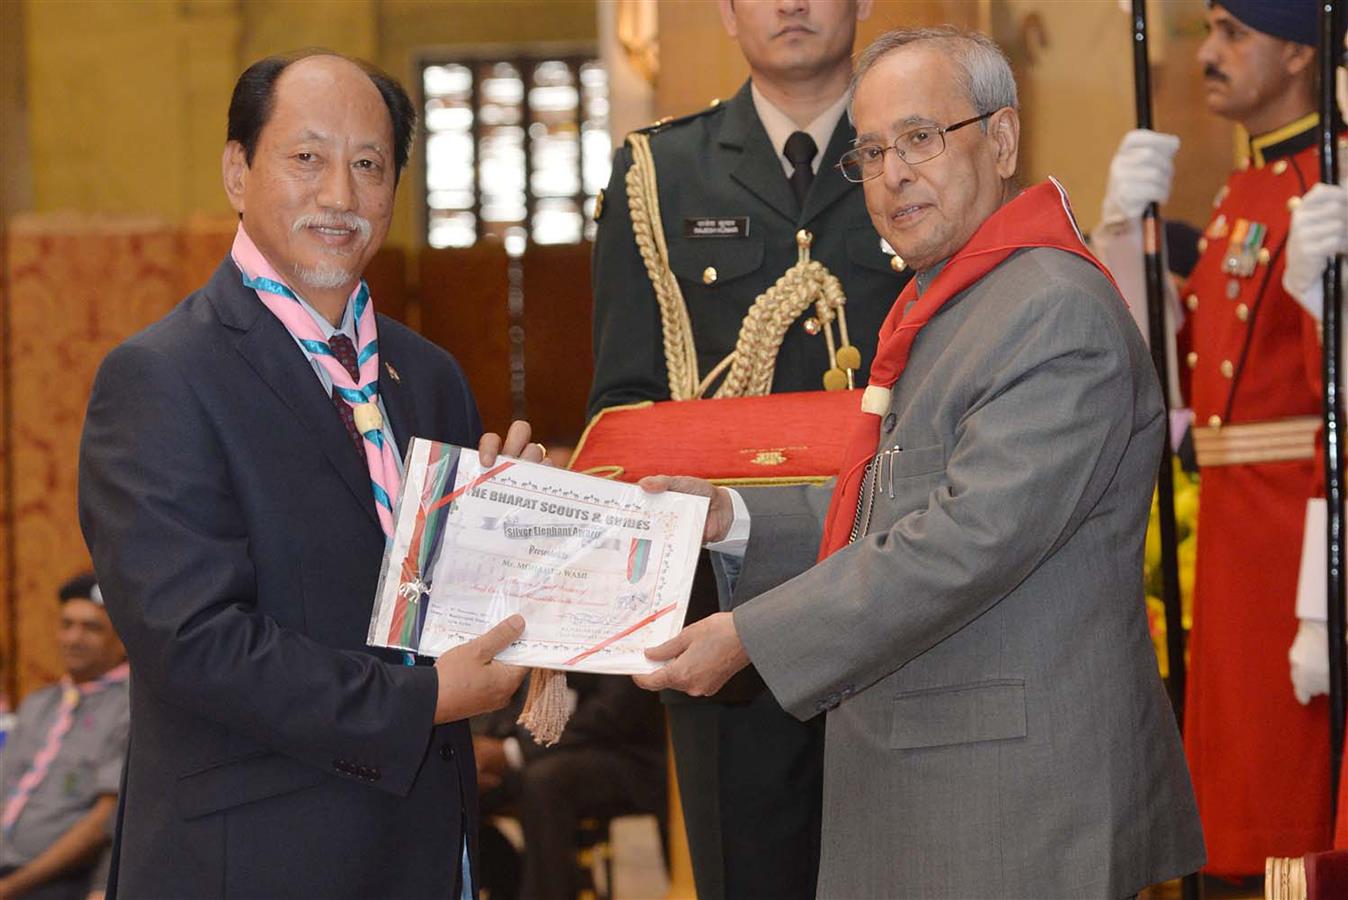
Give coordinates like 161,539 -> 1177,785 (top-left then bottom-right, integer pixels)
784,131 -> 818,210
327,333 -> 367,462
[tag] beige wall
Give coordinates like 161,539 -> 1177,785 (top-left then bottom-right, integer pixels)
19,0 -> 599,250
655,0 -> 978,118
652,0 -> 1232,234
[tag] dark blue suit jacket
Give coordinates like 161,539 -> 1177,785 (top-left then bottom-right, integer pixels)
79,258 -> 483,898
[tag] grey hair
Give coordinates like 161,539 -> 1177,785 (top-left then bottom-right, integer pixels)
848,26 -> 1018,129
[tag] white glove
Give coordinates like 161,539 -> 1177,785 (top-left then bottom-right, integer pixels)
1283,182 -> 1348,319
1101,129 -> 1182,225
1289,618 -> 1329,705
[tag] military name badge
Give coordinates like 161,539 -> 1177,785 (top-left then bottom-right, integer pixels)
684,217 -> 750,238
1222,218 -> 1266,278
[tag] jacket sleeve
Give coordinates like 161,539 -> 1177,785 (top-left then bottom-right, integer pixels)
734,276 -> 1157,720
78,341 -> 439,797
588,140 -> 672,418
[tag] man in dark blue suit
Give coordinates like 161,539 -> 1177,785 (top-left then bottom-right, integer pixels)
78,52 -> 541,898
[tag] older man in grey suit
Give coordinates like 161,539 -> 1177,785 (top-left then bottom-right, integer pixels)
635,27 -> 1206,899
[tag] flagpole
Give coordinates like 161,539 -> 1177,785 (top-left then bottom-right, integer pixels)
1130,0 -> 1186,719
1132,5 -> 1199,895
1317,0 -> 1346,818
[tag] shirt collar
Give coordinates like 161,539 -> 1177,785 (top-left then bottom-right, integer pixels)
233,225 -> 357,342
296,291 -> 356,343
750,81 -> 850,177
1248,112 -> 1320,168
915,259 -> 949,296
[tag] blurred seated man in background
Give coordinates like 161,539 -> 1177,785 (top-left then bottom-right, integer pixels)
473,673 -> 666,900
0,574 -> 128,900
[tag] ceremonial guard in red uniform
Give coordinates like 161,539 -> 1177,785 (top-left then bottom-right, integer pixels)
1096,0 -> 1346,876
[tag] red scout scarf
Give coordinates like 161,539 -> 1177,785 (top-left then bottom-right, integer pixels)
816,178 -> 1124,560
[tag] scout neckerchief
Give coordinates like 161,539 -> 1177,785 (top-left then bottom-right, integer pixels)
1,662 -> 130,834
231,224 -> 401,537
817,178 -> 1123,560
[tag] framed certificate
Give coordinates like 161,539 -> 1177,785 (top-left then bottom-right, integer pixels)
368,439 -> 709,674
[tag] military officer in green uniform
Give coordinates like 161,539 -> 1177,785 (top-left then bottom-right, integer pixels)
588,2 -> 909,897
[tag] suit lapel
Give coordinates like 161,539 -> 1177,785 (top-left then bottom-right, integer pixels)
205,259 -> 382,530
718,82 -> 798,224
375,327 -> 419,460
801,114 -> 857,225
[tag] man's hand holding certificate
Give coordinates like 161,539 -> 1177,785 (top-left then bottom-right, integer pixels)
369,438 -> 709,674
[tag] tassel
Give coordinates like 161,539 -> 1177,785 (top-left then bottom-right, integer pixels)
517,668 -> 570,746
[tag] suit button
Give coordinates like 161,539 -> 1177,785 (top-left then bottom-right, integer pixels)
1236,303 -> 1250,322
1208,414 -> 1222,428
440,744 -> 455,761
882,413 -> 897,433
702,266 -> 717,285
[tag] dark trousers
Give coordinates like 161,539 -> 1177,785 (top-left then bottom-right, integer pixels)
479,746 -> 666,900
668,690 -> 825,900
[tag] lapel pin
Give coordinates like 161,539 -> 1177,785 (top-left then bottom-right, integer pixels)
384,361 -> 401,383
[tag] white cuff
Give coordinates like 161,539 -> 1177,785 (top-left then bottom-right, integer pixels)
704,488 -> 751,558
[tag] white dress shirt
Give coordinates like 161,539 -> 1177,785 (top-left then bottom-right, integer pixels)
750,82 -> 850,179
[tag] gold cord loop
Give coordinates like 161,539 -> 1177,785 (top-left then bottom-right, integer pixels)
625,135 -> 858,399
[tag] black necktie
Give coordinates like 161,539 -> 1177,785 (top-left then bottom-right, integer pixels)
784,131 -> 818,210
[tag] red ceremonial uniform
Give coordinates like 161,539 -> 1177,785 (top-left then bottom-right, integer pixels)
1180,114 -> 1341,875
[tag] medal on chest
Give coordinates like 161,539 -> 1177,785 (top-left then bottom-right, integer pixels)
1222,218 -> 1267,278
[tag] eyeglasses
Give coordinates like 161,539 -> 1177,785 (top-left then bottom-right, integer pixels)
837,111 -> 996,183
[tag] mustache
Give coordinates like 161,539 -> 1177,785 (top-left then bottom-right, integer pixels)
291,212 -> 372,238
1203,64 -> 1228,83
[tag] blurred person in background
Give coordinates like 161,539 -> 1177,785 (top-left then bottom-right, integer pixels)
473,674 -> 666,900
0,573 -> 128,900
1093,0 -> 1347,876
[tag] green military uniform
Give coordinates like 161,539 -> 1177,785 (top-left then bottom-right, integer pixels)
588,80 -> 910,899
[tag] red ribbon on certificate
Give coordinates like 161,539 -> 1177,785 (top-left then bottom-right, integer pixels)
562,601 -> 679,667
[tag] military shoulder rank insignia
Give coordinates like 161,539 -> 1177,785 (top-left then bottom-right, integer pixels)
1222,218 -> 1266,277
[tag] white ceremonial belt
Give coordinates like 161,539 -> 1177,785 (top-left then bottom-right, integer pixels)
1192,415 -> 1320,467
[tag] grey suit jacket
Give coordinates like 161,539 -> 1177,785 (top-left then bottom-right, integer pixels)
731,247 -> 1205,898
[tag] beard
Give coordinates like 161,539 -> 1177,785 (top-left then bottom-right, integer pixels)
293,259 -> 358,290
289,211 -> 373,291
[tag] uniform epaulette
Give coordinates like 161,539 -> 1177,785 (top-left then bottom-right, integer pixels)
627,98 -> 727,140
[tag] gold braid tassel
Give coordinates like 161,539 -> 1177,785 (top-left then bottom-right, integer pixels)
712,230 -> 854,397
517,668 -> 570,746
624,138 -> 860,399
626,132 -> 699,401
